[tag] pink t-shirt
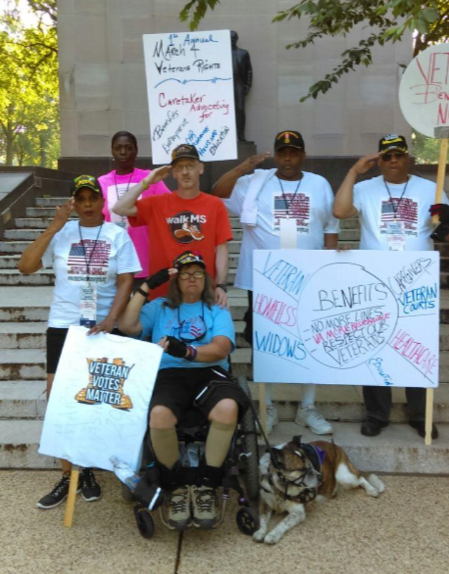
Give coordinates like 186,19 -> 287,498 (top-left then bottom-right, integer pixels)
98,168 -> 170,277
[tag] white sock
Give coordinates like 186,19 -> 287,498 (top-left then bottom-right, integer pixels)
302,384 -> 315,408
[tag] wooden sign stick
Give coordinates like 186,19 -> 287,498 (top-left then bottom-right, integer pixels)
64,466 -> 80,527
431,132 -> 449,224
428,127 -> 449,444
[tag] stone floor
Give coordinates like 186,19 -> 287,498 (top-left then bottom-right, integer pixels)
1,471 -> 449,574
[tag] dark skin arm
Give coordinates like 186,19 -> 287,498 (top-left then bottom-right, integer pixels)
87,272 -> 134,335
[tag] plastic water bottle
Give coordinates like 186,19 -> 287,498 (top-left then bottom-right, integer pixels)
110,456 -> 140,490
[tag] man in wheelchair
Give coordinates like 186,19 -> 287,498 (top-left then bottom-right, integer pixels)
118,251 -> 250,530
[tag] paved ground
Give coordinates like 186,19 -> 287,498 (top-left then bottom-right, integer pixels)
1,471 -> 449,574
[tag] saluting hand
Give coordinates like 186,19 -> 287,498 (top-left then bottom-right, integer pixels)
350,154 -> 379,176
239,152 -> 271,174
144,165 -> 172,186
51,198 -> 74,232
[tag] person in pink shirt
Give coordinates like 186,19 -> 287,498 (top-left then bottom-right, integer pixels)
99,131 -> 170,278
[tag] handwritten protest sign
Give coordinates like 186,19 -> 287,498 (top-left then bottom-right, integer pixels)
399,43 -> 449,138
39,326 -> 162,471
253,250 -> 439,388
143,30 -> 237,164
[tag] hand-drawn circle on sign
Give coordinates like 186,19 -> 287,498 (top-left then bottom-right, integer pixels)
297,263 -> 399,369
399,43 -> 449,138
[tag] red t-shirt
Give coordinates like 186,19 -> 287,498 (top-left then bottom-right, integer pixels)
128,192 -> 233,298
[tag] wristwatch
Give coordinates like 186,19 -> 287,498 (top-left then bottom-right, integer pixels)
216,283 -> 228,293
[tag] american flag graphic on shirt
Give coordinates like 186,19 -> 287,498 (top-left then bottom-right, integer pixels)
273,193 -> 310,233
174,316 -> 206,341
67,239 -> 111,283
380,198 -> 418,236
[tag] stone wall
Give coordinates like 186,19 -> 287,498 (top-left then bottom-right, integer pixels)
58,0 -> 413,161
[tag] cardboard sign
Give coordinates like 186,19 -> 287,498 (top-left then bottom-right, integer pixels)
143,30 -> 237,164
253,250 -> 440,388
399,43 -> 449,138
39,326 -> 163,471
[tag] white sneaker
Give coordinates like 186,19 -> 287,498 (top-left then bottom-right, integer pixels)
258,404 -> 279,435
295,405 -> 333,435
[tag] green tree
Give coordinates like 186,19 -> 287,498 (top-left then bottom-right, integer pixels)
180,0 -> 449,101
0,1 -> 59,167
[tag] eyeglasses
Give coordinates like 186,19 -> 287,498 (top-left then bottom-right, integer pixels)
179,271 -> 205,280
380,153 -> 407,162
173,163 -> 197,172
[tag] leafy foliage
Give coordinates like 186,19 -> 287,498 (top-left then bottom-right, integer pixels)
0,0 -> 59,167
179,0 -> 449,100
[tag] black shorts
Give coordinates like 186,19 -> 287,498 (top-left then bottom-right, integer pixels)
46,326 -> 124,374
150,366 -> 250,424
46,327 -> 69,374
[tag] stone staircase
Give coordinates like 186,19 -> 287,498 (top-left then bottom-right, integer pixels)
1,196 -> 449,472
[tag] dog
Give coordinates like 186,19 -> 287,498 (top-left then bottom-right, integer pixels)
253,436 -> 385,544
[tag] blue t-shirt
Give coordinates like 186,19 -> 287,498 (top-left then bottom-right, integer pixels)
139,298 -> 235,370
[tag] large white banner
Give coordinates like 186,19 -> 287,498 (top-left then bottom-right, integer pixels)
399,43 -> 449,138
143,30 -> 237,164
253,250 -> 440,388
39,326 -> 162,471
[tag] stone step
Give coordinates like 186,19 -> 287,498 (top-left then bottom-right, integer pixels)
0,255 -> 20,269
0,322 -> 47,349
0,241 -> 32,255
35,197 -> 69,207
0,418 -> 447,471
0,269 -> 54,286
4,346 -> 449,382
0,381 -> 46,419
14,217 -> 77,229
0,347 -> 251,380
0,268 -> 237,287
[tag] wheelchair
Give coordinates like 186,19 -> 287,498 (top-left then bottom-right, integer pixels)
123,375 -> 260,539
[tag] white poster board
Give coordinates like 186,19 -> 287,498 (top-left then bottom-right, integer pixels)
143,30 -> 237,164
253,250 -> 439,388
399,43 -> 449,138
39,326 -> 163,471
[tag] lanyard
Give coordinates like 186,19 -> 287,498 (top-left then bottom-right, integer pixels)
114,169 -> 135,200
78,223 -> 103,282
278,176 -> 303,215
383,178 -> 409,222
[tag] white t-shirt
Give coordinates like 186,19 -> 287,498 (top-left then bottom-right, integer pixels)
353,175 -> 448,250
224,170 -> 340,290
42,220 -> 141,328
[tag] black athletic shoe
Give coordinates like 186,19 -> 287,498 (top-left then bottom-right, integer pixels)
80,468 -> 101,502
37,474 -> 79,510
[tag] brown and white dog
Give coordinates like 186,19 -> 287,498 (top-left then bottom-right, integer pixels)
253,436 -> 385,544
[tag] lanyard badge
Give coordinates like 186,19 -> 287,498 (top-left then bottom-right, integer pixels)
80,284 -> 97,327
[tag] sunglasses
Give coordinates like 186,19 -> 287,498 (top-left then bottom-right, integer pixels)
380,153 -> 407,162
179,271 -> 205,280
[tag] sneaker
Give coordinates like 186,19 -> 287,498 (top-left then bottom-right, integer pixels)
191,484 -> 217,529
80,468 -> 101,502
295,405 -> 333,435
166,486 -> 192,530
258,404 -> 279,435
36,474 -> 80,510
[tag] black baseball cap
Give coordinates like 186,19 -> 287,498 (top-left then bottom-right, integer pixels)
274,131 -> 305,151
173,250 -> 206,269
171,144 -> 200,165
378,134 -> 408,155
71,174 -> 102,196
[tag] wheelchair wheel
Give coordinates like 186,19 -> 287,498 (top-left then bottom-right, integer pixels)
134,506 -> 155,539
237,376 -> 260,501
236,507 -> 260,535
